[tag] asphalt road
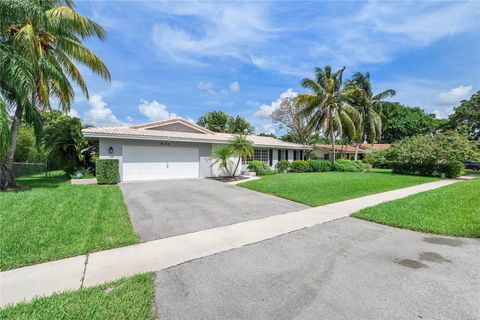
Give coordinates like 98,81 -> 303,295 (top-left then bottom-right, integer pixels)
154,217 -> 480,320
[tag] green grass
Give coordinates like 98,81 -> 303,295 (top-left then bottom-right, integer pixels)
0,273 -> 155,319
0,172 -> 138,271
239,171 -> 439,207
352,177 -> 480,237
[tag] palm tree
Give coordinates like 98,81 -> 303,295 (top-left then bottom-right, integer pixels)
0,0 -> 110,189
210,145 -> 234,176
299,66 -> 359,162
229,134 -> 254,176
345,72 -> 396,160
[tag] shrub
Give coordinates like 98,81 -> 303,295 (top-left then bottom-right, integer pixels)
96,159 -> 119,184
290,160 -> 310,173
437,161 -> 464,178
275,160 -> 290,173
363,150 -> 392,168
248,160 -> 273,176
333,159 -> 366,172
392,161 -> 436,176
308,160 -> 332,172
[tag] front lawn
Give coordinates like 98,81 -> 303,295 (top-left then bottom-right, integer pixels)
352,177 -> 480,237
0,172 -> 138,271
0,273 -> 154,319
239,171 -> 438,206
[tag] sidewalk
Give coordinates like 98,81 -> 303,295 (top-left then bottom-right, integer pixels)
0,179 -> 459,308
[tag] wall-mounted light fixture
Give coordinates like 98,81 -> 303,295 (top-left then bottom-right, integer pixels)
108,146 -> 114,154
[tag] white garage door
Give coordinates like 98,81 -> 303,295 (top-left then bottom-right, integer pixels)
122,145 -> 199,181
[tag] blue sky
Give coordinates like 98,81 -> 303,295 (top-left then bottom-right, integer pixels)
72,0 -> 480,134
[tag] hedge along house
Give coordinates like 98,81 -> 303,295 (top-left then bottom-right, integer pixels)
82,118 -> 312,182
313,144 -> 391,160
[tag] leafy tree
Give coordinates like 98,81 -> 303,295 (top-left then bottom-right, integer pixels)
344,72 -> 396,160
271,95 -> 318,146
299,66 -> 359,162
13,126 -> 44,162
229,115 -> 253,134
229,134 -> 254,176
443,91 -> 480,141
43,115 -> 86,176
257,133 -> 277,139
0,0 -> 110,189
379,102 -> 440,143
197,111 -> 253,134
198,111 -> 231,133
210,145 -> 234,177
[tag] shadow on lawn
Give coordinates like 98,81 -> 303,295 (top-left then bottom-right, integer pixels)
17,172 -> 68,189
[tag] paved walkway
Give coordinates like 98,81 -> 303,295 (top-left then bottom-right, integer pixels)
0,179 -> 458,307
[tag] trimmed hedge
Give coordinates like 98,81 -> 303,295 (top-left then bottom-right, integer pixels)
308,160 -> 332,172
392,161 -> 436,176
275,160 -> 290,173
333,159 -> 367,172
248,160 -> 274,176
438,161 -> 464,178
96,159 -> 119,184
290,160 -> 310,173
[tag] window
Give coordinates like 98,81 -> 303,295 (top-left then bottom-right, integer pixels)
243,149 -> 269,165
324,153 -> 330,160
278,149 -> 286,161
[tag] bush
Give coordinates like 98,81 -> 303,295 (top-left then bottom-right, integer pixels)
333,159 -> 367,172
275,160 -> 290,173
363,150 -> 392,168
290,160 -> 310,173
392,161 -> 436,176
308,160 -> 332,172
96,159 -> 119,184
437,161 -> 464,178
248,160 -> 273,176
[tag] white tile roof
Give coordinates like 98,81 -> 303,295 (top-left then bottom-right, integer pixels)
82,119 -> 311,150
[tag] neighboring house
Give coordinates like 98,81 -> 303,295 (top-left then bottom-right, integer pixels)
313,144 -> 391,160
82,118 -> 311,182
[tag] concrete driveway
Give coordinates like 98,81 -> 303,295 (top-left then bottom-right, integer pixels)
120,179 -> 308,241
154,218 -> 480,320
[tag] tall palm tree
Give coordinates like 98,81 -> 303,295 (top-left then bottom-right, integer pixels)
299,66 -> 359,162
0,0 -> 110,189
229,134 -> 254,176
345,72 -> 396,160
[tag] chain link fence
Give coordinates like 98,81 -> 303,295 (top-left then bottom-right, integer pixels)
12,162 -> 48,177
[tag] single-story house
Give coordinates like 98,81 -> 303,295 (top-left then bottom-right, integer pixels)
82,118 -> 311,182
313,143 -> 391,160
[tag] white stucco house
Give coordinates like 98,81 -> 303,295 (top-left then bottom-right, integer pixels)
82,118 -> 312,182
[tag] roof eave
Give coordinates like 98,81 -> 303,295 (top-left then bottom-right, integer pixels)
83,132 -> 311,149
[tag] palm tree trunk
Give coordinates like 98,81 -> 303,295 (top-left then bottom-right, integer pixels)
354,143 -> 360,161
330,130 -> 336,163
233,155 -> 241,177
0,105 -> 23,190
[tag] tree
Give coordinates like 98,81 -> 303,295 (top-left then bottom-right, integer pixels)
443,91 -> 480,141
43,115 -> 86,176
197,111 -> 253,134
210,145 -> 234,176
229,116 -> 254,134
257,133 -> 277,139
229,134 -> 254,176
197,111 -> 230,132
271,95 -> 318,146
0,0 -> 110,189
345,72 -> 396,160
379,102 -> 440,143
299,66 -> 359,162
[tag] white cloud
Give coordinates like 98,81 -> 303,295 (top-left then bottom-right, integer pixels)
437,85 -> 472,105
138,99 -> 178,121
68,108 -> 79,118
254,88 -> 298,119
229,81 -> 240,92
83,95 -> 123,126
198,81 -> 215,94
